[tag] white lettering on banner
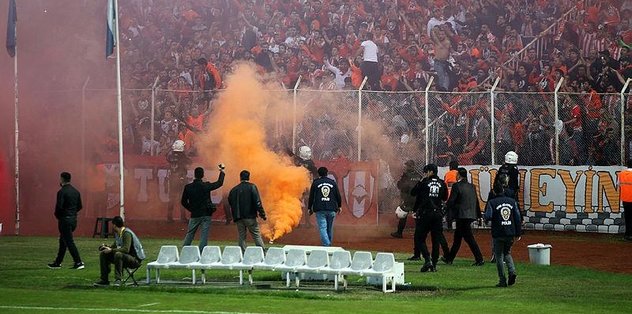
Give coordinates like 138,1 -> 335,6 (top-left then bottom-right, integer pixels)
134,168 -> 153,202
156,169 -> 169,202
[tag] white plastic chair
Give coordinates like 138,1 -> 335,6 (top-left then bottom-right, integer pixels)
252,247 -> 286,271
338,251 -> 373,289
232,246 -> 265,285
294,249 -> 330,287
274,249 -> 307,287
363,253 -> 396,293
217,246 -> 243,269
188,246 -> 222,284
168,246 -> 200,284
146,245 -> 179,284
320,250 -> 352,290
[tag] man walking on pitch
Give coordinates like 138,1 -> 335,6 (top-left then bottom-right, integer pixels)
48,172 -> 85,270
308,167 -> 342,246
410,164 -> 448,272
444,168 -> 484,265
618,159 -> 632,241
485,182 -> 521,287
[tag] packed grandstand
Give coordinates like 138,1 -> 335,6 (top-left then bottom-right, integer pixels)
112,0 -> 632,167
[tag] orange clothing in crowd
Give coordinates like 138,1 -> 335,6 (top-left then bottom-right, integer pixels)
350,62 -> 362,88
204,62 -> 222,90
444,169 -> 458,196
619,169 -> 632,202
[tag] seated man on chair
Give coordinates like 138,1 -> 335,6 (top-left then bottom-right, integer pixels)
94,216 -> 146,286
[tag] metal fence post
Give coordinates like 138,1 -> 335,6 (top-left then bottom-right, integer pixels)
490,77 -> 500,165
621,78 -> 631,165
292,76 -> 302,154
424,76 -> 434,166
554,77 -> 564,165
150,76 -> 159,156
357,77 -> 368,161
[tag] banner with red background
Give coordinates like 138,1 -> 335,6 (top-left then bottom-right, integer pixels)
96,156 -> 379,226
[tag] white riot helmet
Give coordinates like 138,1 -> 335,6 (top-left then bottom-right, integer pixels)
172,140 -> 185,152
298,145 -> 312,161
505,151 -> 518,164
395,206 -> 408,219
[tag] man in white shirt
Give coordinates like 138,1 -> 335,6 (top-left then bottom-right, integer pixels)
323,59 -> 351,89
355,32 -> 380,90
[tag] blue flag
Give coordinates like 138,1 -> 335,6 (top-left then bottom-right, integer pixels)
106,0 -> 116,58
6,0 -> 16,57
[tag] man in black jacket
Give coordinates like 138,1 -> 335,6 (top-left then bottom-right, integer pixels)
48,172 -> 85,270
484,183 -> 522,287
308,167 -> 342,246
410,164 -> 448,272
444,168 -> 484,266
181,165 -> 225,251
228,170 -> 267,252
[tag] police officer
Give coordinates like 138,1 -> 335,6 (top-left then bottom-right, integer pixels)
410,164 -> 448,272
484,181 -> 522,287
293,145 -> 318,227
166,140 -> 191,222
391,160 -> 422,238
490,151 -> 520,262
494,151 -> 519,201
618,159 -> 632,241
308,167 -> 342,246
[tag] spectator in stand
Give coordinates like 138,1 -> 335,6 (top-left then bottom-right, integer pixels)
356,32 -> 380,90
521,119 -> 552,165
431,25 -> 453,91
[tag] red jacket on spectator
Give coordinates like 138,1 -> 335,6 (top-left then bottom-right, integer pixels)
200,62 -> 222,90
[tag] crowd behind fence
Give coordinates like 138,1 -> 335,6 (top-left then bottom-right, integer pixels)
82,75 -> 631,168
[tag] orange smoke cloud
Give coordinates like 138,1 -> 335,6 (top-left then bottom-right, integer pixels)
198,63 -> 311,241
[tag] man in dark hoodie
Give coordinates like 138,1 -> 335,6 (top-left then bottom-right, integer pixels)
308,167 -> 342,247
484,181 -> 522,287
410,164 -> 448,272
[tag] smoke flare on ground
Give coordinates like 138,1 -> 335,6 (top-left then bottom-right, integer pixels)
197,63 -> 310,241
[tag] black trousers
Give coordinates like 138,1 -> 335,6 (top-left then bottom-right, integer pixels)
100,250 -> 141,282
624,202 -> 632,238
54,217 -> 82,265
448,219 -> 484,263
360,61 -> 380,90
413,211 -> 444,265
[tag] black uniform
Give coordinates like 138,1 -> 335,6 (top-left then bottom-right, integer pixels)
166,151 -> 191,221
411,175 -> 448,269
445,180 -> 484,264
392,168 -> 422,236
484,192 -> 522,286
53,184 -> 84,266
494,164 -> 519,200
293,155 -> 317,226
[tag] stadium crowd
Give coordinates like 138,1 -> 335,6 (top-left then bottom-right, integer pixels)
111,0 -> 632,166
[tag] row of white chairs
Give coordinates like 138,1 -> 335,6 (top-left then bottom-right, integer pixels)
146,245 -> 398,292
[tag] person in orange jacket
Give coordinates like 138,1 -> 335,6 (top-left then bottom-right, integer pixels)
619,159 -> 632,241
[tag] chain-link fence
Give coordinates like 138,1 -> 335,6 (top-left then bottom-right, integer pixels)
91,80 -> 630,169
